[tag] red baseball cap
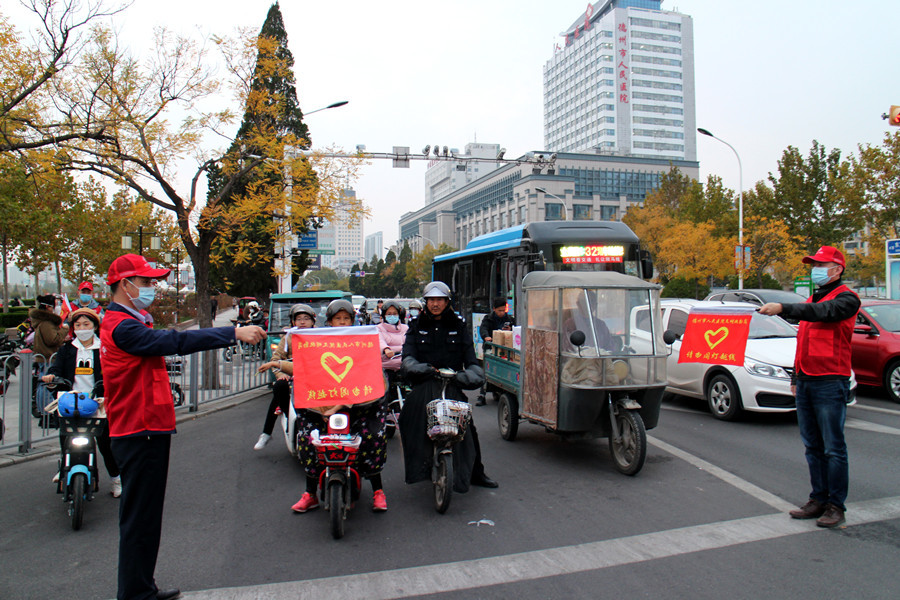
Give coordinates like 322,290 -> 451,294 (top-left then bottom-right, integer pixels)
78,281 -> 94,292
106,254 -> 171,285
802,246 -> 845,268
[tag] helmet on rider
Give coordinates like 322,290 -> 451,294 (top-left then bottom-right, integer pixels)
325,299 -> 355,323
289,303 -> 316,328
289,303 -> 315,320
408,299 -> 423,310
422,281 -> 451,299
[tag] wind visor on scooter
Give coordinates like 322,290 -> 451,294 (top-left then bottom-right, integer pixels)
57,391 -> 98,417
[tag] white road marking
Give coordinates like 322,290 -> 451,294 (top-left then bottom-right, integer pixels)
181,496 -> 900,600
845,417 -> 900,436
850,402 -> 900,417
647,436 -> 796,512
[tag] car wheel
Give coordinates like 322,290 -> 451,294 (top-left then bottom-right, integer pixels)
706,373 -> 742,421
883,360 -> 900,403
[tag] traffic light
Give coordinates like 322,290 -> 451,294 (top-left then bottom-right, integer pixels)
890,105 -> 900,126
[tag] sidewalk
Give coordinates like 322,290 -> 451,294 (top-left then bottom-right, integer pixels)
0,387 -> 269,468
0,307 -> 268,468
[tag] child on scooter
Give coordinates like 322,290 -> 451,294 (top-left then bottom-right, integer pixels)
290,299 -> 390,513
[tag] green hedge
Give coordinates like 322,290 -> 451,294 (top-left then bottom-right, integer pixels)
0,313 -> 27,328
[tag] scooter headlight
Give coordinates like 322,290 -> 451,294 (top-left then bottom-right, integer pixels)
71,436 -> 90,447
328,413 -> 349,430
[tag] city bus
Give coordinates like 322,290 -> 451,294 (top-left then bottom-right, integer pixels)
431,221 -> 653,348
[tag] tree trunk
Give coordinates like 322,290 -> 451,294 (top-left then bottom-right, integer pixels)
189,233 -> 225,390
54,259 -> 62,294
2,234 -> 8,313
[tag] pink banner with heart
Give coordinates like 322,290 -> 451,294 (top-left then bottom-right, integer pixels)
290,325 -> 385,408
678,309 -> 753,366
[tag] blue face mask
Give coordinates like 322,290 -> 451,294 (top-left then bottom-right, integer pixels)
79,294 -> 92,305
810,266 -> 833,286
126,279 -> 157,310
409,310 -> 419,319
385,314 -> 400,325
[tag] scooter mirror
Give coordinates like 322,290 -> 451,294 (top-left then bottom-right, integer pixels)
663,330 -> 680,345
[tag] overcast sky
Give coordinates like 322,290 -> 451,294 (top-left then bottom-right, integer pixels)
11,0 -> 899,256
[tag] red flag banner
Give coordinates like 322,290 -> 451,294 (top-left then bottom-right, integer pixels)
678,308 -> 754,366
291,325 -> 385,409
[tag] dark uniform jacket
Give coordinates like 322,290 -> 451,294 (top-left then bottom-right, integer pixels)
399,305 -> 484,491
479,311 -> 515,342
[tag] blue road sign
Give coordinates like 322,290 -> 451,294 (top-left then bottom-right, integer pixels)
888,239 -> 900,255
298,232 -> 318,249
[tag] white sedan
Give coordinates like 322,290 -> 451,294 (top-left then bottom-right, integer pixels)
641,300 -> 855,420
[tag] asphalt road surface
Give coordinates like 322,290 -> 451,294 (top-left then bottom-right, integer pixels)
2,386 -> 900,599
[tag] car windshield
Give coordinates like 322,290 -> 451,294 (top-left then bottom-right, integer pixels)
269,299 -> 332,331
748,312 -> 796,339
865,304 -> 900,332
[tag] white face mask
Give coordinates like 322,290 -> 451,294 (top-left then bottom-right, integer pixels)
75,329 -> 95,342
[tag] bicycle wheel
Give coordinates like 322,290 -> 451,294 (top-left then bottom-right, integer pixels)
433,450 -> 453,514
329,481 -> 345,539
71,473 -> 86,531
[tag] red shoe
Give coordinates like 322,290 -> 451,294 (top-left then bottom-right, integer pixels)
372,489 -> 387,512
274,407 -> 282,415
291,492 -> 319,513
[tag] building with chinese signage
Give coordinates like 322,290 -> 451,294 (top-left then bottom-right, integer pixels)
543,0 -> 696,162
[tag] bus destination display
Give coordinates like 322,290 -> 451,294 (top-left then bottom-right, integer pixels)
559,244 -> 625,264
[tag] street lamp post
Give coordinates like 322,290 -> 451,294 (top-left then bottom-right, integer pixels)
163,248 -> 182,323
304,100 -> 348,116
697,128 -> 744,290
273,101 -> 349,294
412,234 -> 435,253
121,225 -> 162,257
535,187 -> 568,221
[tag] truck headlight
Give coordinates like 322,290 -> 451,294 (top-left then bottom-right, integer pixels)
745,359 -> 790,379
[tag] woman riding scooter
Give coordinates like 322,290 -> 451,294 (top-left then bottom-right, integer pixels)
291,299 -> 391,513
254,304 -> 316,450
42,308 -> 121,497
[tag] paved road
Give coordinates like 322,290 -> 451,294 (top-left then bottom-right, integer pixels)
2,387 -> 900,599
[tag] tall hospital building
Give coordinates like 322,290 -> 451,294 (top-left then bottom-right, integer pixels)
398,0 -> 697,251
544,0 -> 696,160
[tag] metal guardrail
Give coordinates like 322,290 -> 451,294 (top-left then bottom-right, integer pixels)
0,345 -> 270,454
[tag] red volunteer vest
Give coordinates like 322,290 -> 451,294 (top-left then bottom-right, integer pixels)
100,309 -> 175,437
794,284 -> 857,377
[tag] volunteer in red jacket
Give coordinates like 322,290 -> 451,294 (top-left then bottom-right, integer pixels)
759,246 -> 860,529
101,254 -> 265,600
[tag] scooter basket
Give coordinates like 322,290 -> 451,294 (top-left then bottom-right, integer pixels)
426,399 -> 471,442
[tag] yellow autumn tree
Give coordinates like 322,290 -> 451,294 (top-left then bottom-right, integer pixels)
657,221 -> 733,297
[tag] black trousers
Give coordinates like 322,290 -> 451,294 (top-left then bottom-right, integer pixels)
262,379 -> 292,435
110,434 -> 172,600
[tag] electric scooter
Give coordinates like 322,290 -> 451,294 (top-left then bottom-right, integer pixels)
310,411 -> 362,539
46,377 -> 103,531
